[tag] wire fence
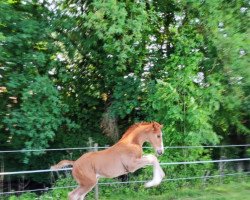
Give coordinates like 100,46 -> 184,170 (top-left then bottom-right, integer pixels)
0,158 -> 250,176
0,144 -> 249,196
1,171 -> 249,195
0,144 -> 249,153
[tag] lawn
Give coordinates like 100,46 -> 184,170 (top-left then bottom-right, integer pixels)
99,181 -> 250,200
7,180 -> 250,200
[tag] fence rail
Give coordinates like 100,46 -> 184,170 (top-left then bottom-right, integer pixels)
0,144 -> 249,153
0,144 -> 249,197
0,158 -> 249,176
0,171 -> 249,195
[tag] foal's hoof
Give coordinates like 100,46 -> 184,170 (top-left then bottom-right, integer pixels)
144,181 -> 154,188
160,170 -> 165,178
144,180 -> 161,188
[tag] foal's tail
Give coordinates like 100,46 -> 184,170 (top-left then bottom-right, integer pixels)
50,160 -> 75,170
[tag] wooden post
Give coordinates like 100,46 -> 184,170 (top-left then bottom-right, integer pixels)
8,175 -> 11,196
237,162 -> 243,181
202,170 -> 210,187
219,156 -> 225,184
94,143 -> 99,200
0,156 -> 4,195
87,137 -> 94,152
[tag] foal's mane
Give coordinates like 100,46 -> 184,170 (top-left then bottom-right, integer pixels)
121,122 -> 153,139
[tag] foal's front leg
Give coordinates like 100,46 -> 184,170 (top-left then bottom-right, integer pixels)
131,155 -> 165,187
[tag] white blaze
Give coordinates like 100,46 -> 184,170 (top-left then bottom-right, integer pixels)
161,131 -> 164,154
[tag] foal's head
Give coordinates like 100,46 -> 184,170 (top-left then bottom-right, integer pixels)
145,122 -> 164,156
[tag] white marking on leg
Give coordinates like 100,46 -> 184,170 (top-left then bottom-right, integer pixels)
79,196 -> 84,200
145,166 -> 162,187
144,155 -> 165,188
144,155 -> 156,165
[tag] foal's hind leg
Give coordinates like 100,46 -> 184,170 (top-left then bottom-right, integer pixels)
68,183 -> 96,200
68,186 -> 84,200
69,176 -> 97,200
78,182 -> 97,200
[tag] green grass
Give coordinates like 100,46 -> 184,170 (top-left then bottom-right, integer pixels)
99,181 -> 250,200
7,180 -> 250,200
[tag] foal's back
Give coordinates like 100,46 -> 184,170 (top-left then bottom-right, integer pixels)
72,141 -> 142,184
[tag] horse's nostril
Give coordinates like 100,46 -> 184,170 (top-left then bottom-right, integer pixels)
157,150 -> 162,155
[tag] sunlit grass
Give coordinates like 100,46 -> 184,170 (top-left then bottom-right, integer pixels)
98,181 -> 250,200
7,180 -> 250,200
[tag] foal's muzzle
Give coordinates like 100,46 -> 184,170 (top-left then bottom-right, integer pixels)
157,149 -> 163,156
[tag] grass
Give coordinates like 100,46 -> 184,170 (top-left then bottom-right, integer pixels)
7,180 -> 250,200
99,181 -> 250,200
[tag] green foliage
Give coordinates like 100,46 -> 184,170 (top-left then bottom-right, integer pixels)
4,76 -> 67,152
78,0 -> 155,120
8,192 -> 37,200
0,1 -> 76,161
199,0 -> 250,136
0,0 -> 249,194
0,0 -> 78,179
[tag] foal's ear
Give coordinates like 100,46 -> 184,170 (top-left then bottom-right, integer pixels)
152,122 -> 157,130
152,122 -> 163,130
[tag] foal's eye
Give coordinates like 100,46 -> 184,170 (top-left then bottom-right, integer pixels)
157,135 -> 161,138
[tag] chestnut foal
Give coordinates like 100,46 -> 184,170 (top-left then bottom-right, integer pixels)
51,122 -> 165,200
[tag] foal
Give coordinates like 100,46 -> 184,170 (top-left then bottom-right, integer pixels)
51,122 -> 165,200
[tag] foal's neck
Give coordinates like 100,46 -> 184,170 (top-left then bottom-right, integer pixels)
132,131 -> 147,147
122,127 -> 148,147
